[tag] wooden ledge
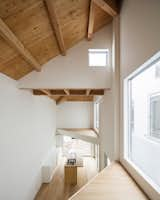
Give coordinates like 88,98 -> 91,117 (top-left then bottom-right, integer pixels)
69,162 -> 149,200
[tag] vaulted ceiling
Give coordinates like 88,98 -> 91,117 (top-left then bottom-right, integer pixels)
0,0 -> 119,80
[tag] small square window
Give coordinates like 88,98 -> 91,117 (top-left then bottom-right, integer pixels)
88,49 -> 109,67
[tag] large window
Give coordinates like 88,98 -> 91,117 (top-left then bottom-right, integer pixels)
124,52 -> 160,192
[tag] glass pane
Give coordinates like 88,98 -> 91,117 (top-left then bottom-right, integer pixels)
88,49 -> 108,67
128,58 -> 160,189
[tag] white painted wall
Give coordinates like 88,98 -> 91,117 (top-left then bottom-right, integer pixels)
99,91 -> 114,170
0,74 -> 57,200
120,0 -> 160,199
18,25 -> 112,89
120,0 -> 160,80
56,102 -> 93,128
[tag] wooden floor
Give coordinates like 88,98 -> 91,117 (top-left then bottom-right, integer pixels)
34,157 -> 98,200
69,162 -> 149,200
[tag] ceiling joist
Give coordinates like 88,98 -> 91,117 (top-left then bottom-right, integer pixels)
0,17 -> 41,72
33,89 -> 105,104
33,89 -> 105,96
44,0 -> 66,56
64,89 -> 70,95
86,89 -> 91,95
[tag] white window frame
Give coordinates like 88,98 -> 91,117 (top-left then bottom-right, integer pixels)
94,102 -> 100,132
88,49 -> 109,67
149,92 -> 160,139
121,51 -> 160,200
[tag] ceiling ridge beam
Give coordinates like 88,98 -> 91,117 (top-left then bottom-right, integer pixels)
0,17 -> 41,72
93,0 -> 118,17
44,0 -> 66,56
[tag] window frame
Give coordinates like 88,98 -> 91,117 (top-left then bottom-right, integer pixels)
88,49 -> 109,67
149,92 -> 160,140
121,51 -> 160,200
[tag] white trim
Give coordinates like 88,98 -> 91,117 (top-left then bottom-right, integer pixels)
120,51 -> 160,200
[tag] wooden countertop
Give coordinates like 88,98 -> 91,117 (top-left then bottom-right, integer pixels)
69,162 -> 149,200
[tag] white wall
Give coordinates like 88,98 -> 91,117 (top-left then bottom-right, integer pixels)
0,74 -> 57,200
99,90 -> 114,169
56,102 -> 93,128
120,0 -> 160,199
18,25 -> 112,89
120,0 -> 160,80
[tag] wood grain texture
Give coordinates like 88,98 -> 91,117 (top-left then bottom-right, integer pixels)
34,157 -> 98,200
93,0 -> 118,16
65,166 -> 77,185
88,0 -> 95,40
44,0 -> 66,55
0,17 -> 41,71
69,162 -> 149,200
0,0 -> 113,79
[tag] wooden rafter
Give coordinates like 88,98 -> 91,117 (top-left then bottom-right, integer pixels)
86,89 -> 91,95
0,17 -> 41,72
40,89 -> 52,96
93,0 -> 118,17
88,0 -> 118,40
44,0 -> 66,56
88,0 -> 95,40
64,89 -> 70,95
39,89 -> 56,101
56,96 -> 66,105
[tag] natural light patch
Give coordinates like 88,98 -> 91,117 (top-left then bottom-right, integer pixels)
124,52 -> 160,191
88,49 -> 109,67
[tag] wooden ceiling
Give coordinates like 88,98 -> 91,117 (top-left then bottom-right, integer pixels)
33,89 -> 106,104
0,0 -> 119,80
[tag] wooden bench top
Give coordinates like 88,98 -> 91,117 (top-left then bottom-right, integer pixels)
69,162 -> 149,200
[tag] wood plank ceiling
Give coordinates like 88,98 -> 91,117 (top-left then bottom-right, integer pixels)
0,0 -> 119,80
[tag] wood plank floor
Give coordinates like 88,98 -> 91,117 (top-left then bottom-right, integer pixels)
69,162 -> 149,200
34,157 -> 98,200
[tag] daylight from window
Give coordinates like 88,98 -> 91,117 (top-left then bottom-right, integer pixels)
126,57 -> 160,190
88,49 -> 108,67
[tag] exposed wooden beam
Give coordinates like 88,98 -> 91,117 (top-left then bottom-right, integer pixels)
66,95 -> 93,102
44,0 -> 66,56
88,0 -> 95,40
93,0 -> 118,17
64,89 -> 70,95
86,89 -> 91,95
40,89 -> 52,96
0,17 -> 41,72
56,96 -> 66,105
37,89 -> 56,101
56,95 -> 93,105
33,89 -> 105,96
